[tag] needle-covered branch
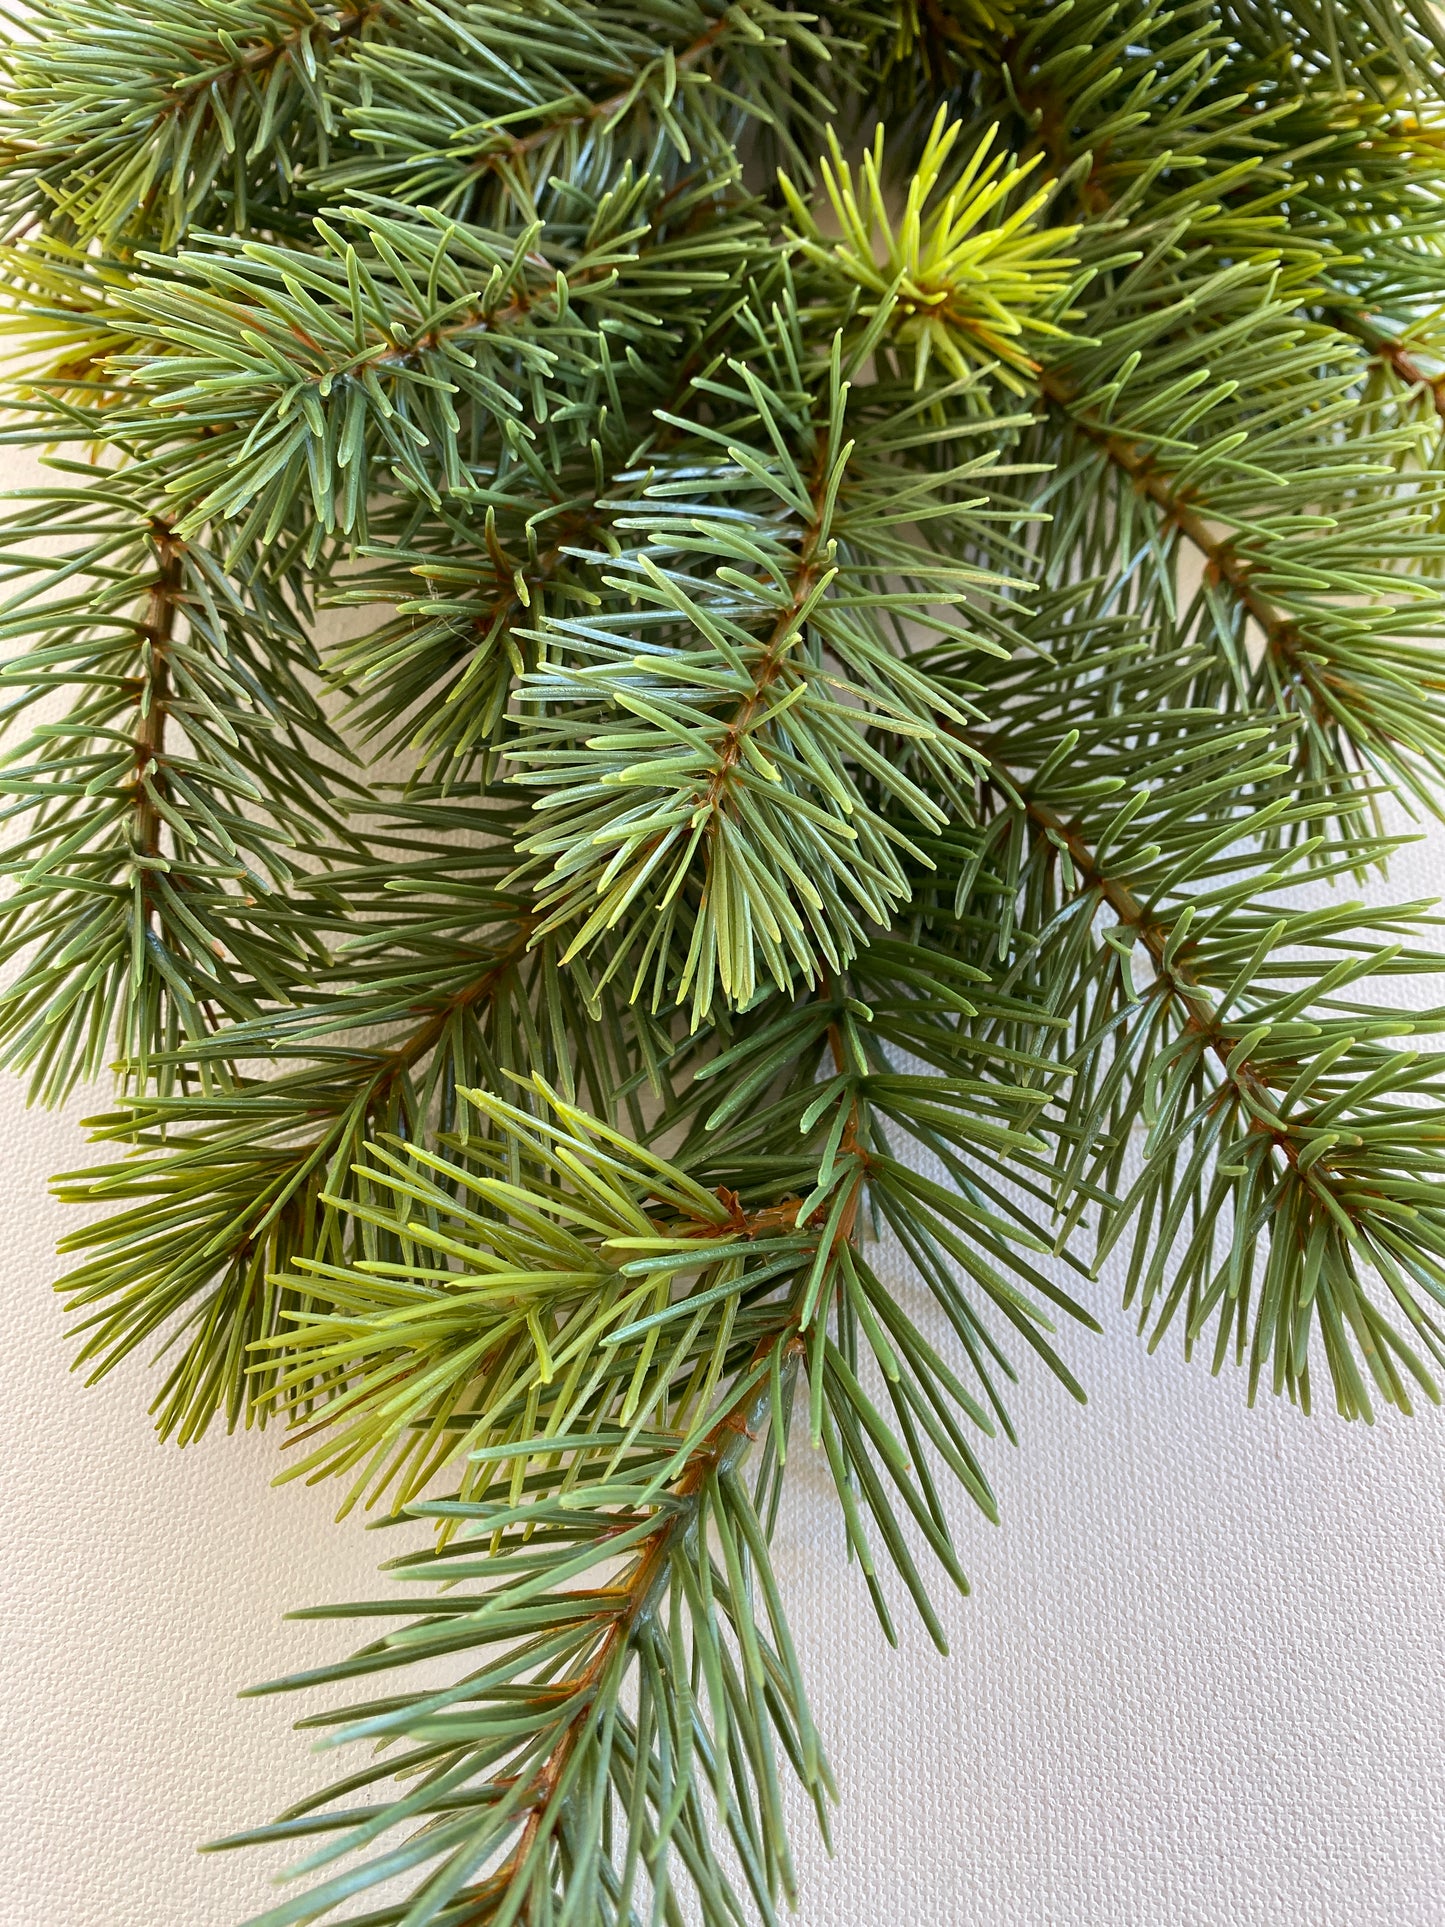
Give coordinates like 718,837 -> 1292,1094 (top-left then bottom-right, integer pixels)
927,633 -> 1445,1419
5,3 -> 1445,1922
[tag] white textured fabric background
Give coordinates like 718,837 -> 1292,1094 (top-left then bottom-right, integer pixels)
3,454 -> 1445,1923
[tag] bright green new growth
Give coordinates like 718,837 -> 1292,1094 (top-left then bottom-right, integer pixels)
782,110 -> 1080,384
4,0 -> 1445,1920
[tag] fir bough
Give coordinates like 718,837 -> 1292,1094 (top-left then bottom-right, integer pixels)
3,1 -> 1445,1919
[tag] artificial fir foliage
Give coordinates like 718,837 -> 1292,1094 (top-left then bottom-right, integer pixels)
5,0 -> 1445,1917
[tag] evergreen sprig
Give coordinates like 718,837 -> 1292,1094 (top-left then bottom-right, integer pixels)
4,0 -> 1445,1919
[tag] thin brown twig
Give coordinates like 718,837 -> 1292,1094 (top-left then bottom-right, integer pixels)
698,437 -> 835,832
447,1323 -> 803,1923
132,519 -> 184,868
956,725 -> 1307,1170
1034,367 -> 1301,662
468,14 -> 734,180
1333,305 -> 1445,428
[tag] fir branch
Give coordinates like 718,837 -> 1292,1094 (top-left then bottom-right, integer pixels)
6,4 -> 1445,1919
938,663 -> 1445,1420
453,1328 -> 806,1924
214,1334 -> 827,1927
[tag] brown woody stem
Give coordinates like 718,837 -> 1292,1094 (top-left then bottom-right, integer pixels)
1332,306 -> 1445,428
456,1327 -> 802,1920
959,727 -> 1301,1165
471,14 -> 733,178
1034,368 -> 1302,666
132,520 -> 183,869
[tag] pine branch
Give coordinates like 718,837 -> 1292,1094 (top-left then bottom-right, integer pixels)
474,9 -> 734,175
213,1333 -> 826,1927
205,1060 -> 1073,1921
0,466 -> 357,1095
935,661 -> 1445,1419
6,5 -> 1445,1919
1030,301 -> 1445,824
50,904 -> 587,1443
963,720 -> 1329,1170
460,1328 -> 804,1923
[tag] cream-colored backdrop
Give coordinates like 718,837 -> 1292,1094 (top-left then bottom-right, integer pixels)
3,449 -> 1445,1926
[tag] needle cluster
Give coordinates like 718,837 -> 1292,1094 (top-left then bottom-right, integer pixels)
5,2 -> 1445,1921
